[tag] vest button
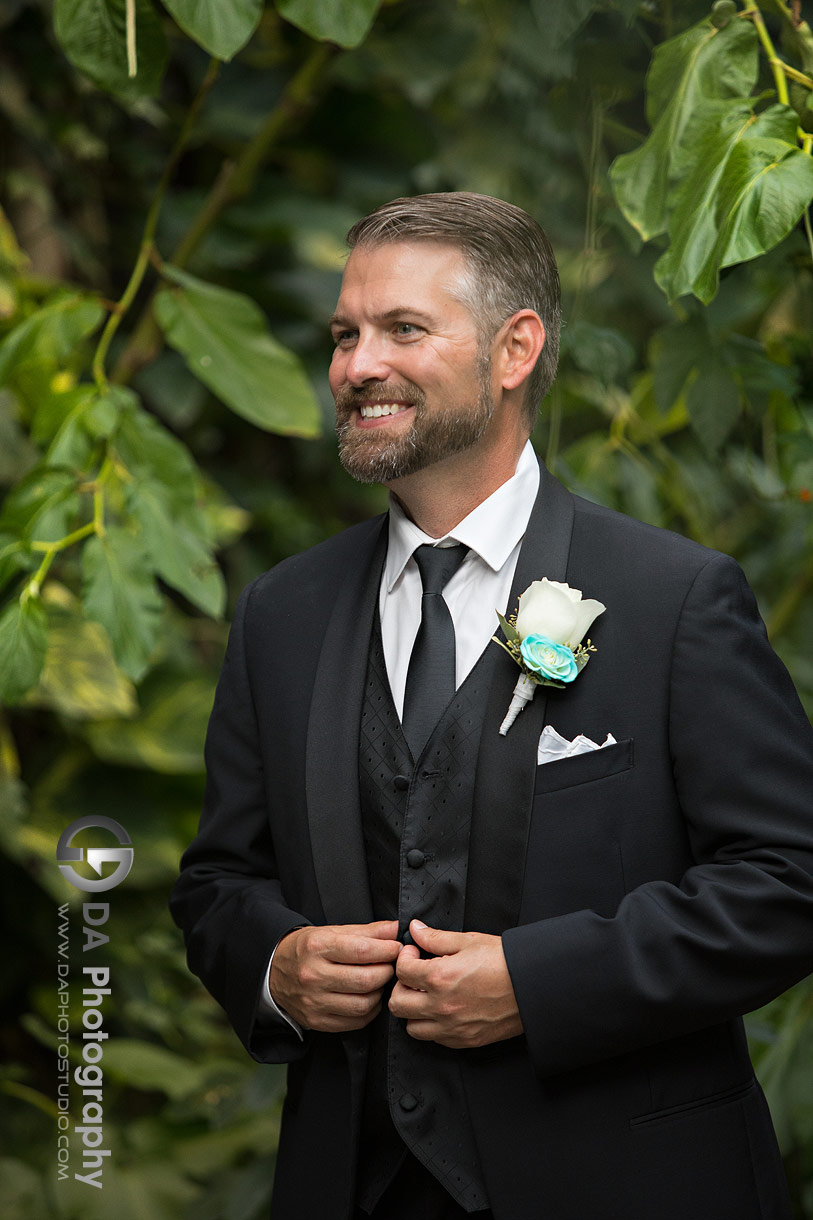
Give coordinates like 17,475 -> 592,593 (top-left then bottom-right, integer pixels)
399,1093 -> 419,1111
406,849 -> 425,869
393,774 -> 410,791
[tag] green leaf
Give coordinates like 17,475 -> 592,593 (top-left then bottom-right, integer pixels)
691,137 -> 813,304
562,321 -> 635,386
81,529 -> 163,681
276,0 -> 380,49
654,102 -> 797,302
686,362 -> 741,452
161,0 -> 263,60
24,614 -> 137,720
54,0 -> 168,101
84,387 -> 124,439
111,398 -> 227,616
651,319 -> 706,413
610,16 -> 758,240
0,596 -> 47,703
0,391 -> 38,484
100,1038 -> 201,1098
0,295 -> 104,388
112,389 -> 199,489
0,467 -> 80,544
154,266 -> 321,437
125,479 -> 226,618
42,385 -> 99,467
86,672 -> 215,773
496,611 -> 519,643
0,535 -> 33,594
42,384 -> 126,470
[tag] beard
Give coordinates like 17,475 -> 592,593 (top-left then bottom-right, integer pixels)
334,357 -> 495,485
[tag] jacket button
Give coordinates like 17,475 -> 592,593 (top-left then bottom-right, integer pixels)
399,1093 -> 419,1111
393,774 -> 410,791
406,849 -> 425,869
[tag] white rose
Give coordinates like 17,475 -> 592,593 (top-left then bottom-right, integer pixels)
514,579 -> 605,649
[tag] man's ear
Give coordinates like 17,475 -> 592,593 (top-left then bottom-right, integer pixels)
496,311 -> 546,392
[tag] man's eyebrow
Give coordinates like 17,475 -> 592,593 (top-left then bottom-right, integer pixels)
328,307 -> 436,329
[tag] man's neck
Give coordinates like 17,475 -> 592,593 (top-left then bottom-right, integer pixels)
386,433 -> 528,538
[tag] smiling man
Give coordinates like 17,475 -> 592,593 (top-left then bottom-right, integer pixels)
172,192 -> 813,1220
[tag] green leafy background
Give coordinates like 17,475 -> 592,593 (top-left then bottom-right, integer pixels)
1,0 -> 812,1216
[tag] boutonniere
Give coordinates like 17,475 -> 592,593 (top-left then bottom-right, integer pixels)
493,579 -> 606,736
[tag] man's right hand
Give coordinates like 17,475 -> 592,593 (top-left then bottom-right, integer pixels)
269,920 -> 402,1032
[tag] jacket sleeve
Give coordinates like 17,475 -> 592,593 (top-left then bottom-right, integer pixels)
170,581 -> 311,1063
502,554 -> 813,1077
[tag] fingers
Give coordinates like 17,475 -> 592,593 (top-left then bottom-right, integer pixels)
269,921 -> 402,1033
327,926 -> 402,965
389,927 -> 524,1048
367,919 -> 401,939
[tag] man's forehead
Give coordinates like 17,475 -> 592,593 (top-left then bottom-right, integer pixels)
333,240 -> 469,315
343,237 -> 465,276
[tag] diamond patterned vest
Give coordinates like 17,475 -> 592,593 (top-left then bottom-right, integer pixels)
355,612 -> 496,1213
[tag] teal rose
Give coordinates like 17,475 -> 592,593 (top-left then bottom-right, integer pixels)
519,634 -> 578,683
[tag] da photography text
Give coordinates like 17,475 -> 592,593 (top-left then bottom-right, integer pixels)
55,816 -> 133,1189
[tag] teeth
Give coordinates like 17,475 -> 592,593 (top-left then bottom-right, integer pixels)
360,403 -> 409,419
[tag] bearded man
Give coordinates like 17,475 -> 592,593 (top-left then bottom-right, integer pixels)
172,192 -> 813,1220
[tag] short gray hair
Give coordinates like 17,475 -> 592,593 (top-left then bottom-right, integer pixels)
346,192 -> 561,428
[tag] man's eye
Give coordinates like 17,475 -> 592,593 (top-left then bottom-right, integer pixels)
334,330 -> 357,346
394,323 -> 420,337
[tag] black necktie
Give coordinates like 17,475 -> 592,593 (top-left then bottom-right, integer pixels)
401,543 -> 468,758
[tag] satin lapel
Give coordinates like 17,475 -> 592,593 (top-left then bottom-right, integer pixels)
305,517 -> 388,926
465,463 -> 575,934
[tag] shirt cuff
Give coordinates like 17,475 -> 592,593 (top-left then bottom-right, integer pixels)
257,935 -> 305,1041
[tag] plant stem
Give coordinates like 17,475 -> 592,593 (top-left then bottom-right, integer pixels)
91,57 -> 221,390
126,0 -> 137,78
111,42 -> 335,385
749,5 -> 791,104
781,62 -> 813,87
29,522 -> 96,556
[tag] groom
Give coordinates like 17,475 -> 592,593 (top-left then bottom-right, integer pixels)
171,192 -> 813,1220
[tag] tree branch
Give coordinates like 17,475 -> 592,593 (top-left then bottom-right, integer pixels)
111,42 -> 335,386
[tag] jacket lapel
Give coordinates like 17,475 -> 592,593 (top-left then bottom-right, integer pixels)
465,462 -> 575,934
305,516 -> 388,926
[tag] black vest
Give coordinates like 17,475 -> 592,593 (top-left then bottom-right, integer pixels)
355,613 -> 496,1213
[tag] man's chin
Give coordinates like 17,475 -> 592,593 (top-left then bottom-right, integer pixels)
338,442 -> 420,485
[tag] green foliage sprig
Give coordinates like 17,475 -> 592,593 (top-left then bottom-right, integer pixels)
610,0 -> 813,303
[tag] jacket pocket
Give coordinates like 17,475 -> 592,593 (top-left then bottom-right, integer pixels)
630,1077 -> 756,1130
533,737 -> 634,794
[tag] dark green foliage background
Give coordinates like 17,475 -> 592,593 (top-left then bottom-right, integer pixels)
1,1 -> 812,1216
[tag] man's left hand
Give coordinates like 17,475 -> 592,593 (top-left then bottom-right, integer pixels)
389,919 -> 524,1048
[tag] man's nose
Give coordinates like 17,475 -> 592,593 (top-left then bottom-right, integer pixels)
343,333 -> 392,387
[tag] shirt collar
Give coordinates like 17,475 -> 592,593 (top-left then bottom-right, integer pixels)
384,440 -> 540,593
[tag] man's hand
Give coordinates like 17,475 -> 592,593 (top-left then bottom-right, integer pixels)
269,920 -> 401,1033
388,919 -> 524,1048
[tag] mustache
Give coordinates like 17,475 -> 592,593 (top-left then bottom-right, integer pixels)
334,381 -> 426,415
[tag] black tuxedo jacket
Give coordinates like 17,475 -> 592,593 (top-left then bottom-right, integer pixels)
171,462 -> 813,1220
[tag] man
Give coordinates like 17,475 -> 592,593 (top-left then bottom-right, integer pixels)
171,192 -> 813,1220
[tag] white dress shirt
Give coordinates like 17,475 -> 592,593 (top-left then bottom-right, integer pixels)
260,441 -> 541,1025
381,441 -> 540,715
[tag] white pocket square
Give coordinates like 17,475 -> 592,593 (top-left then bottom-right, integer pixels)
537,724 -> 617,766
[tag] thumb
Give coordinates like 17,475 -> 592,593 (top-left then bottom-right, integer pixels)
409,920 -> 464,955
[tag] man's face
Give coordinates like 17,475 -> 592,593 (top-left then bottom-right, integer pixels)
328,241 -> 496,484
